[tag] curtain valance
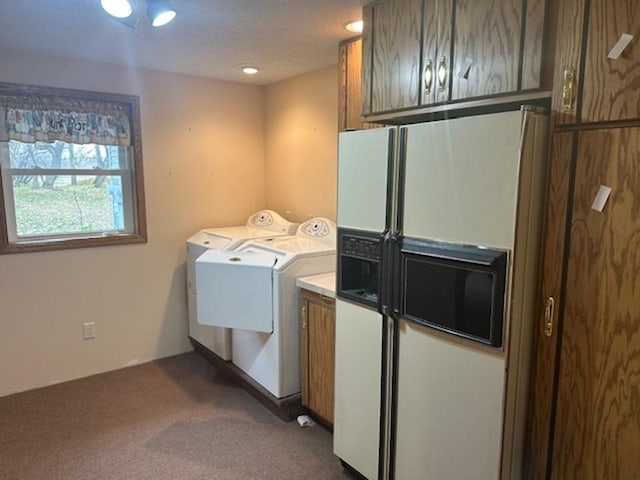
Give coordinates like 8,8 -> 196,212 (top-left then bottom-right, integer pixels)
0,95 -> 131,146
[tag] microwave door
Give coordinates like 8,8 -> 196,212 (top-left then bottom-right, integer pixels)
398,238 -> 508,348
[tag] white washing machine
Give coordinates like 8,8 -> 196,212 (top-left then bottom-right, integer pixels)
186,210 -> 298,360
196,217 -> 336,398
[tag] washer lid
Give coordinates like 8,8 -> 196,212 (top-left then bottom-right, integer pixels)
195,250 -> 276,333
244,237 -> 335,255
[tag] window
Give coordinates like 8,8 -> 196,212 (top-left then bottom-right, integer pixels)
0,82 -> 146,253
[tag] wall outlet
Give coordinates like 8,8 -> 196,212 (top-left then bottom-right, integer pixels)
83,322 -> 96,340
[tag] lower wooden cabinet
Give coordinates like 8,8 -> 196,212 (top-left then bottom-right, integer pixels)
300,289 -> 336,426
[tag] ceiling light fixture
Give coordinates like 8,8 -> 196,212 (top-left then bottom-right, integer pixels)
242,66 -> 259,75
101,0 -> 133,18
147,0 -> 176,27
344,20 -> 364,33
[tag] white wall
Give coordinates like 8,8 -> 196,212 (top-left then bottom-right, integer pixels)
0,48 -> 267,396
264,66 -> 338,222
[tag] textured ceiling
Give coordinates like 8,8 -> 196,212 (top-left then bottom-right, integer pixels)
0,0 -> 368,85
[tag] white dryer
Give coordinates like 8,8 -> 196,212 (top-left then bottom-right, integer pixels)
196,217 -> 336,398
186,210 -> 298,360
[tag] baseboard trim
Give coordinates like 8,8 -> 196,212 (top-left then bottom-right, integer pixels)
189,337 -> 304,422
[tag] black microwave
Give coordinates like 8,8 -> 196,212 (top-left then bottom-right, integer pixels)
396,238 -> 508,348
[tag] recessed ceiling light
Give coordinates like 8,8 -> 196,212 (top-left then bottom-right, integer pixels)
101,0 -> 133,18
242,66 -> 259,75
344,20 -> 363,33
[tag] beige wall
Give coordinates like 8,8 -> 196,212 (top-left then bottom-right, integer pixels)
0,48 -> 267,396
264,66 -> 338,223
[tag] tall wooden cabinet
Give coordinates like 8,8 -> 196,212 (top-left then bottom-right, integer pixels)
361,0 -> 548,119
526,1 -> 640,478
529,126 -> 640,480
551,127 -> 640,479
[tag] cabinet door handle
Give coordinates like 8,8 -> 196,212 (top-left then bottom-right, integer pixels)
301,305 -> 307,329
544,296 -> 555,337
438,56 -> 448,92
561,69 -> 575,112
424,59 -> 433,94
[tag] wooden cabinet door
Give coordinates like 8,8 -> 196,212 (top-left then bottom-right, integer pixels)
451,0 -> 523,100
365,0 -> 424,114
301,291 -> 336,425
582,0 -> 640,123
550,0 -> 586,125
339,37 -> 362,132
301,297 -> 310,405
520,0 -> 547,91
524,132 -> 575,480
553,0 -> 639,125
550,126 -> 640,479
422,0 -> 452,105
339,37 -> 379,132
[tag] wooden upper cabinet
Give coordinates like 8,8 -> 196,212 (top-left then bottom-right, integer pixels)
339,37 -> 359,132
553,0 -> 639,125
339,37 -> 377,131
582,0 -> 640,123
550,0 -> 586,125
362,0 -> 451,115
521,0 -> 548,90
362,0 -> 548,119
423,0 -> 452,105
451,0 -> 523,100
364,0 -> 424,115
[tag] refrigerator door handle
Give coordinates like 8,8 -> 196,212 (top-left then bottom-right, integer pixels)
377,230 -> 390,315
389,233 -> 402,316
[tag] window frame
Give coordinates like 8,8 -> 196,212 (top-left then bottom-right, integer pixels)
0,82 -> 147,254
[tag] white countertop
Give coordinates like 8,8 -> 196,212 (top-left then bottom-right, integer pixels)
296,272 -> 336,298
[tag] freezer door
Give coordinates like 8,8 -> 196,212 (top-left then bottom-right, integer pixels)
334,299 -> 382,480
195,250 -> 276,333
338,127 -> 396,233
402,110 -> 526,249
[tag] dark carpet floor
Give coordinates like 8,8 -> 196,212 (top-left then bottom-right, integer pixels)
0,352 -> 353,480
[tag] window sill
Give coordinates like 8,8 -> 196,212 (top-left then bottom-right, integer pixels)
0,233 -> 147,255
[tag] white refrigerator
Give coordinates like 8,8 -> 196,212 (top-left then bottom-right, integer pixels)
334,108 -> 548,480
